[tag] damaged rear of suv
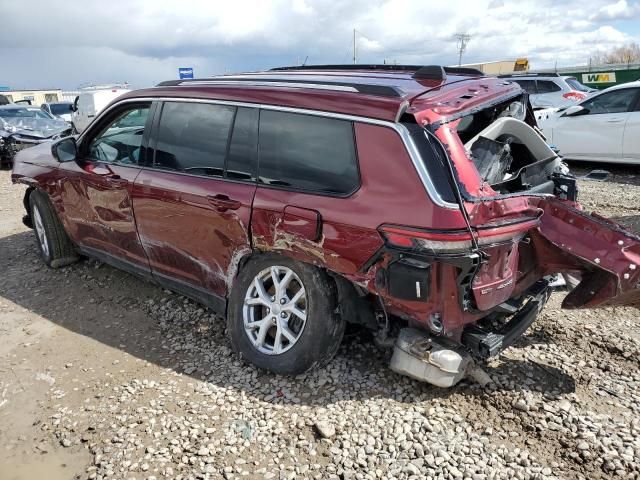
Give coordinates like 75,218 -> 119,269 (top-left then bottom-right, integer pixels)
12,65 -> 640,388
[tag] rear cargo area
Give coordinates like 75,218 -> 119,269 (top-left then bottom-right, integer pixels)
434,96 -> 640,313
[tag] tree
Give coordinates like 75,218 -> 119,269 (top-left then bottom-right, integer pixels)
591,43 -> 640,65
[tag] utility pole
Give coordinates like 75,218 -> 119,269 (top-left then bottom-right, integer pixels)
454,33 -> 471,66
353,28 -> 357,64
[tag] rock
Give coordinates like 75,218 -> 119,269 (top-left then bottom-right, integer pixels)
314,421 -> 335,439
513,399 -> 529,412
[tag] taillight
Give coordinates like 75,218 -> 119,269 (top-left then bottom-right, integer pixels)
563,91 -> 586,101
379,218 -> 539,254
380,226 -> 473,254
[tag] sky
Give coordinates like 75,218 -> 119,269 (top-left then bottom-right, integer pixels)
1,0 -> 639,90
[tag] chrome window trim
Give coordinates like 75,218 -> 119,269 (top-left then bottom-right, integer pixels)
79,96 -> 459,210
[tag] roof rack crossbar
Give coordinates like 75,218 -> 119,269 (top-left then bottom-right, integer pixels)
155,77 -> 404,98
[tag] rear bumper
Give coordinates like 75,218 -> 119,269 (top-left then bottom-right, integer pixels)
461,279 -> 551,359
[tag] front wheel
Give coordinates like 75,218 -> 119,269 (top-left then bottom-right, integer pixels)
227,255 -> 345,375
29,190 -> 78,268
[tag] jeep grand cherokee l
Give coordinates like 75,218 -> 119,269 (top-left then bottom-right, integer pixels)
12,65 -> 640,387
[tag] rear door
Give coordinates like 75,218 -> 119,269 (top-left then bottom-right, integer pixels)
58,101 -> 152,270
132,101 -> 258,305
551,88 -> 639,161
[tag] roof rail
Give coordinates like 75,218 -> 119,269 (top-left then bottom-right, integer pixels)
155,77 -> 404,98
270,64 -> 484,77
498,72 -> 560,78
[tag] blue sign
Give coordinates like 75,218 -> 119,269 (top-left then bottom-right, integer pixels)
179,67 -> 194,80
0,86 -> 9,91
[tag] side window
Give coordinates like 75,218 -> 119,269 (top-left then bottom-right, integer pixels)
258,110 -> 359,195
514,80 -> 537,94
87,104 -> 150,164
226,107 -> 258,181
536,81 -> 561,94
154,102 -> 235,177
581,89 -> 638,115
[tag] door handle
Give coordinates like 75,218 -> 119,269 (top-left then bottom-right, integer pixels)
605,118 -> 624,123
206,194 -> 241,211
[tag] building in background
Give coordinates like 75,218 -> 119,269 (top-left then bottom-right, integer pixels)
530,62 -> 640,90
0,88 -> 65,106
455,58 -> 529,75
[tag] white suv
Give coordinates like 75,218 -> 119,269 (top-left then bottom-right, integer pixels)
499,73 -> 594,109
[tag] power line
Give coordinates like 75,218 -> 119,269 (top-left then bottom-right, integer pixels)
454,33 -> 472,66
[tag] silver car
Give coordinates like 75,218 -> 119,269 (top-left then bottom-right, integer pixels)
498,73 -> 595,109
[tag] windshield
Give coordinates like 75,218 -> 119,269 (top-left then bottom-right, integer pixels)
565,78 -> 591,92
49,104 -> 73,115
0,108 -> 54,120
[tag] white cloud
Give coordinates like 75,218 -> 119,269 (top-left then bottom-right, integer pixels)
0,0 -> 638,88
590,0 -> 640,21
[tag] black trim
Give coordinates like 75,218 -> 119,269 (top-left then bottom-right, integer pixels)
462,280 -> 550,358
152,271 -> 227,315
270,64 -> 485,76
77,245 -> 227,315
77,245 -> 154,281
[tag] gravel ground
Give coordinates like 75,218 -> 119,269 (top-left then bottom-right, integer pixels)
0,162 -> 639,480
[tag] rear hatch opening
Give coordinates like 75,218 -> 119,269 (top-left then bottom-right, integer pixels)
417,91 -> 640,315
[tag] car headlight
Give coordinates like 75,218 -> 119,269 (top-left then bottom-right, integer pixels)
3,124 -> 18,134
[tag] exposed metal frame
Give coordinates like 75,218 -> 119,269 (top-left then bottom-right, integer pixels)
78,96 -> 460,210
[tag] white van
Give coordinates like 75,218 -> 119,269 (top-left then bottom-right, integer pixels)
71,87 -> 130,133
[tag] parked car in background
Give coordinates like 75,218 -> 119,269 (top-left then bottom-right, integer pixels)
41,101 -> 74,123
11,65 -> 640,388
0,105 -> 71,167
540,81 -> 640,164
71,86 -> 130,133
0,95 -> 10,106
499,73 -> 595,109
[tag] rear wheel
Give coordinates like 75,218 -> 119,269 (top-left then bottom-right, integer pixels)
29,190 -> 78,268
227,255 -> 345,375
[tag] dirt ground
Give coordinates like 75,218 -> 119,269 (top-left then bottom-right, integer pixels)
0,162 -> 639,480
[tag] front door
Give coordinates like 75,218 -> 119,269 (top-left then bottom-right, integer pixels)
58,102 -> 152,270
132,101 -> 258,303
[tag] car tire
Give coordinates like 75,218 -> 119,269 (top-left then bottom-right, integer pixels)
227,254 -> 345,375
29,190 -> 78,268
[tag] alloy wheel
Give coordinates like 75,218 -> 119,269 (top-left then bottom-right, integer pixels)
243,265 -> 307,355
32,206 -> 49,257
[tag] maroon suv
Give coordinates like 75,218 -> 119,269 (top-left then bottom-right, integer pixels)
12,65 -> 640,387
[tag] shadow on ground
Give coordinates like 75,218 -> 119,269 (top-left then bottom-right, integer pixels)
0,230 -> 576,406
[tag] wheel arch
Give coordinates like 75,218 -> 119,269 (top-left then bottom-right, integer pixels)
232,249 -> 377,329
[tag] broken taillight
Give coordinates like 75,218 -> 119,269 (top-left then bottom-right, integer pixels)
379,218 -> 539,254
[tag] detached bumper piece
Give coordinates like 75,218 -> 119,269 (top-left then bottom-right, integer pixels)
462,280 -> 551,359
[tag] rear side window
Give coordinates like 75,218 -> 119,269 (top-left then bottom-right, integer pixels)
154,102 -> 235,176
536,80 -> 561,93
514,80 -> 537,94
258,110 -> 359,195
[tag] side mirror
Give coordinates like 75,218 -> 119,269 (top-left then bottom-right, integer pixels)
52,137 -> 77,162
563,105 -> 588,117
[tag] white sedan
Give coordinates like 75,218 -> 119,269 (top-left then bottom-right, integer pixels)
540,81 -> 640,164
